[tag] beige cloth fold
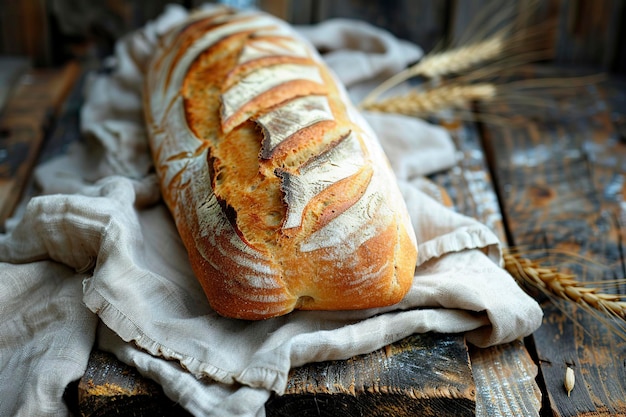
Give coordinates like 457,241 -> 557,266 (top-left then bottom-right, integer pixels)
0,4 -> 542,417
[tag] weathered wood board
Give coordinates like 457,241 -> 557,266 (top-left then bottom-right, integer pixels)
480,73 -> 626,416
429,115 -> 542,417
470,341 -> 543,417
76,334 -> 474,417
5,2 -> 626,73
0,61 -> 79,227
77,350 -> 192,417
266,333 -> 475,417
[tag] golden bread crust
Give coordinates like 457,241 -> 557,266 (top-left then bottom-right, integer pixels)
144,7 -> 418,319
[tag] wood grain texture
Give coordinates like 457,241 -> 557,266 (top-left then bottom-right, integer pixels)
480,71 -> 626,416
78,350 -> 191,417
0,61 -> 79,228
266,333 -> 475,417
469,341 -> 542,417
430,115 -> 542,417
76,334 -> 474,417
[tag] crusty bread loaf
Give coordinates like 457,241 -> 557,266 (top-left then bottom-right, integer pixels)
143,7 -> 417,319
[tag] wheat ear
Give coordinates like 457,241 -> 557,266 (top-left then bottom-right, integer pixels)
503,252 -> 626,320
361,83 -> 497,117
415,36 -> 505,79
362,36 -> 505,105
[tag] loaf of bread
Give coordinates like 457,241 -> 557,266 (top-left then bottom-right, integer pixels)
143,7 -> 418,319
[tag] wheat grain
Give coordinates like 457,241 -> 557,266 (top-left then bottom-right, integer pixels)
361,83 -> 497,117
565,367 -> 575,397
503,252 -> 626,320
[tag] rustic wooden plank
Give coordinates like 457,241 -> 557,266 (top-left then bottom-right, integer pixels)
550,0 -> 624,72
76,335 -> 474,417
429,115 -> 542,417
36,63 -> 92,165
0,61 -> 79,228
266,333 -> 474,417
0,56 -> 30,114
448,0 -> 500,46
449,0 -> 624,72
480,71 -> 626,416
0,0 -> 52,66
314,0 -> 449,54
268,1 -> 620,73
78,350 -> 191,417
469,340 -> 542,417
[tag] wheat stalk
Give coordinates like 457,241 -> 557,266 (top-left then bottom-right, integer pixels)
360,73 -> 603,126
360,8 -> 551,106
361,83 -> 497,117
359,2 -> 570,122
362,36 -> 505,106
503,252 -> 626,321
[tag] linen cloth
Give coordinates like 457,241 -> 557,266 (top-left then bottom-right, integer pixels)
0,4 -> 542,417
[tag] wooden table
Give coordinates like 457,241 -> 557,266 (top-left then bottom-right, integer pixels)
2,59 -> 625,416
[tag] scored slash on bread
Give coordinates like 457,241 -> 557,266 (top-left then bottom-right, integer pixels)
144,6 -> 418,319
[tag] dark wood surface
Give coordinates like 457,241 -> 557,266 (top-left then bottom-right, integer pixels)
77,351 -> 191,417
266,333 -> 475,417
480,75 -> 626,416
4,1 -> 625,74
2,60 -> 626,416
429,115 -> 542,417
0,59 -> 79,228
